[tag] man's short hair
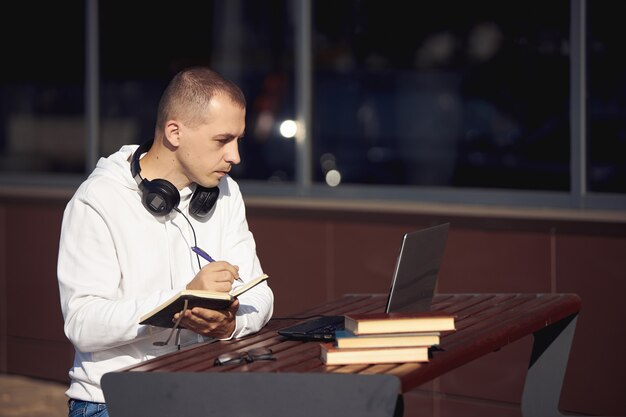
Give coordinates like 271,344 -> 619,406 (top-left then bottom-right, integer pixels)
156,67 -> 246,132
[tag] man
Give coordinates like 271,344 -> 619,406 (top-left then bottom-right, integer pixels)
57,67 -> 274,417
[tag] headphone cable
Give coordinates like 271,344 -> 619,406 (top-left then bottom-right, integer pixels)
174,207 -> 202,270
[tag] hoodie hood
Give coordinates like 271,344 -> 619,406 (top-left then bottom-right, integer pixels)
91,144 -> 139,191
90,144 -> 194,206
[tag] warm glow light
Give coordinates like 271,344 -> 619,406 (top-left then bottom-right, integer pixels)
279,120 -> 298,138
325,169 -> 342,187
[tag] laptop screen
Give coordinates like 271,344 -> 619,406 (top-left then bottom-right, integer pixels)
385,222 -> 450,313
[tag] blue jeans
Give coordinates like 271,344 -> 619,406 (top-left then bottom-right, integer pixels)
68,399 -> 109,417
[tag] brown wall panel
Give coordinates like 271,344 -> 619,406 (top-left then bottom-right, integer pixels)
1,198 -> 72,382
439,228 -> 552,293
250,216 -> 331,317
556,234 -> 626,416
6,204 -> 66,341
0,205 -> 6,373
7,338 -> 73,382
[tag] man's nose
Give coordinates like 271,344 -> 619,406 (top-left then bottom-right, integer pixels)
225,140 -> 241,165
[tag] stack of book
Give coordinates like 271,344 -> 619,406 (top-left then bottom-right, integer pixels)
320,311 -> 456,365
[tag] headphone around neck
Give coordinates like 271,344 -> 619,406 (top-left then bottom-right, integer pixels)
130,141 -> 220,218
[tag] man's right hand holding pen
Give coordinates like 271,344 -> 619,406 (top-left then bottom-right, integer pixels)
186,246 -> 241,293
181,245 -> 241,338
187,246 -> 241,292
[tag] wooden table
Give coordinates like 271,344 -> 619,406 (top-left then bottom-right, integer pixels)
108,293 -> 582,417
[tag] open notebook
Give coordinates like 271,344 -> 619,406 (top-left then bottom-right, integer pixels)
277,222 -> 450,341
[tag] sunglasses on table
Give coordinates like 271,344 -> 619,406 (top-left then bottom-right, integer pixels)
213,347 -> 275,366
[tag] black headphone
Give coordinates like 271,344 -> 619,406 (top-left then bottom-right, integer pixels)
130,141 -> 220,218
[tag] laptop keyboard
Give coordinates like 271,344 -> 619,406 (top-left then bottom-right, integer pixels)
278,315 -> 345,341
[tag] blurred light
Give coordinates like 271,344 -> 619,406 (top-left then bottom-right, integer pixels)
320,153 -> 336,173
279,119 -> 298,138
325,169 -> 342,187
254,111 -> 274,139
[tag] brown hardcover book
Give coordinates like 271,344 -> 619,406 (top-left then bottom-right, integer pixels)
320,342 -> 429,365
139,274 -> 269,328
334,329 -> 440,349
344,311 -> 455,335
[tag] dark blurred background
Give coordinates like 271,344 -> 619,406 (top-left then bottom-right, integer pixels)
1,0 -> 624,197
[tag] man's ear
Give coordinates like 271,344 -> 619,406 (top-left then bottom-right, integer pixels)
164,120 -> 182,148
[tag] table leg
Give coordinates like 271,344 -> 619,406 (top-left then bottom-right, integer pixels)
521,314 -> 577,417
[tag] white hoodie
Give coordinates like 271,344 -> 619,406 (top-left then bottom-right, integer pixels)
57,145 -> 274,402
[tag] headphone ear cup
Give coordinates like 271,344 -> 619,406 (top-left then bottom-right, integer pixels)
141,178 -> 180,216
189,186 -> 220,218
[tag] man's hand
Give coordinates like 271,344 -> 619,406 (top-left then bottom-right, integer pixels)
186,261 -> 240,292
180,260 -> 240,338
175,299 -> 239,339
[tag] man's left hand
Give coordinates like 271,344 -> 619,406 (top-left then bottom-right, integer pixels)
175,299 -> 239,339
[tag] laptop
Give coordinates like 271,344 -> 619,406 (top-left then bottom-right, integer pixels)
277,222 -> 450,341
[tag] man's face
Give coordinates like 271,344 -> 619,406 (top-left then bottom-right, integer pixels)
177,94 -> 245,188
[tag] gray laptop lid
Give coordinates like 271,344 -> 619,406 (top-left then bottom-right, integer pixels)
384,222 -> 449,313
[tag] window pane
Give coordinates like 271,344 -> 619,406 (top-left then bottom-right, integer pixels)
0,2 -> 85,174
99,0 -> 295,182
312,1 -> 570,190
587,2 -> 626,194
